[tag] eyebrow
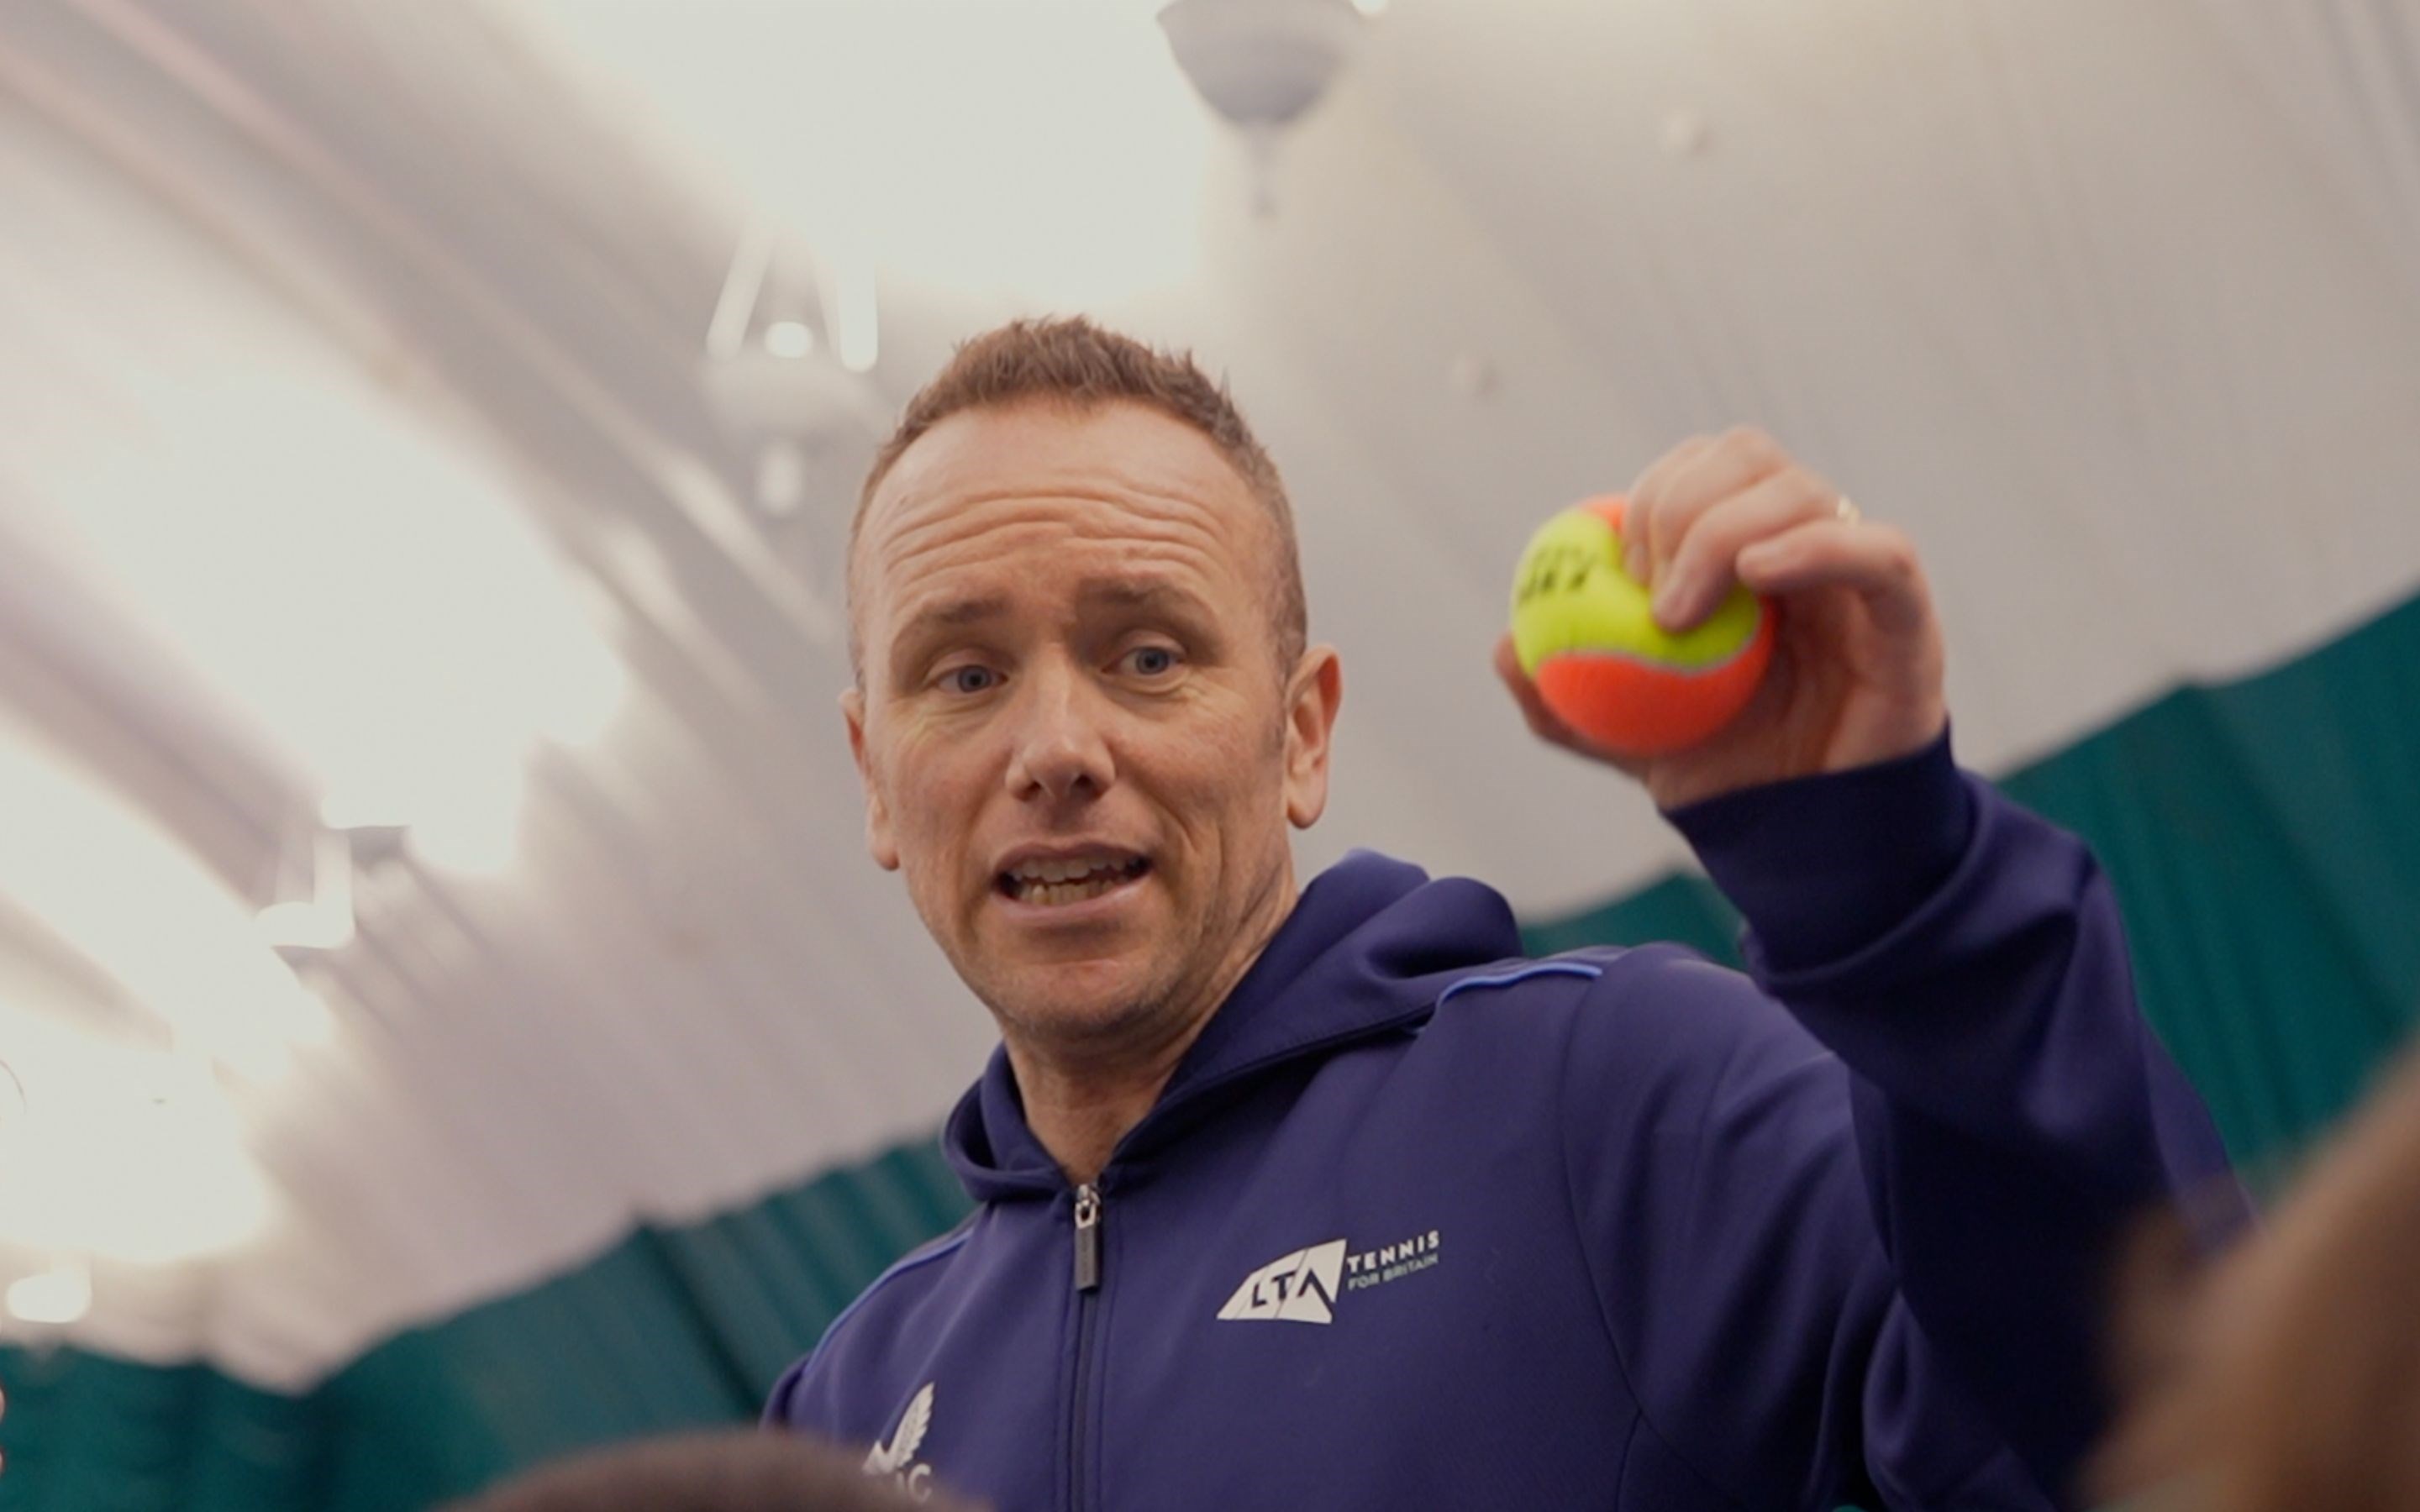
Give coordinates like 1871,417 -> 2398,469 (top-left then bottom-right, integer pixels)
897,580 -> 1207,634
886,578 -> 1218,675
1071,578 -> 1212,618
897,592 -> 1014,643
886,592 -> 1012,678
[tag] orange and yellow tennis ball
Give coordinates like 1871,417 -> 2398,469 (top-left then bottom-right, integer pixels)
1508,496 -> 1774,758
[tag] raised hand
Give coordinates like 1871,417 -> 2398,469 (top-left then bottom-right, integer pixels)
1495,427 -> 1946,811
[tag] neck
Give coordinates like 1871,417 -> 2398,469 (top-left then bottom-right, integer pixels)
1006,1024 -> 1200,1189
1007,869 -> 1296,1187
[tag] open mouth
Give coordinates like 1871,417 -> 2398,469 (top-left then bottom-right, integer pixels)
996,855 -> 1151,909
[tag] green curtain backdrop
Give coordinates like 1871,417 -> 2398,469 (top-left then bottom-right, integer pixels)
0,1147 -> 969,1512
7,591 -> 2417,1509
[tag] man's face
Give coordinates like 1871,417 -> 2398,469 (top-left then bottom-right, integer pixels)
845,401 -> 1339,1052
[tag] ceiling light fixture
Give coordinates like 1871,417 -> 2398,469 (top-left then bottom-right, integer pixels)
762,320 -> 816,360
1158,0 -> 1365,216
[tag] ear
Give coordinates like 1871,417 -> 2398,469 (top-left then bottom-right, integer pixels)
1281,646 -> 1344,830
842,685 -> 901,870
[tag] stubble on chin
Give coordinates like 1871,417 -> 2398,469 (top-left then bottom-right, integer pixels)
976,950 -> 1192,1062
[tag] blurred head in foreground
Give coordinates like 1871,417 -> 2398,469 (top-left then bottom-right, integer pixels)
2097,1039 -> 2420,1510
443,1431 -> 976,1512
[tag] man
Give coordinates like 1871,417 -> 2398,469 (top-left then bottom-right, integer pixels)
767,317 -> 2244,1509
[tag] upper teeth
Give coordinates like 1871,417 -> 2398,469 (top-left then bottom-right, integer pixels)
1016,858 -> 1123,883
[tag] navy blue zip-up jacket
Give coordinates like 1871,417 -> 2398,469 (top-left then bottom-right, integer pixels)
769,734 -> 2244,1509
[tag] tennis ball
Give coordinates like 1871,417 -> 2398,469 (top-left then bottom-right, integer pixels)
1508,496 -> 1774,758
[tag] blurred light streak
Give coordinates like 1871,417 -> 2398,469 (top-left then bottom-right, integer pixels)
0,1005 -> 272,1265
0,728 -> 327,1079
6,1260 -> 92,1326
0,109 -> 629,875
529,0 -> 1211,307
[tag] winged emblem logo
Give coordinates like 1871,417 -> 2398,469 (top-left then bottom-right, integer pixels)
863,1382 -> 937,1485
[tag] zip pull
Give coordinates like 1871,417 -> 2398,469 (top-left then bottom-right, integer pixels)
1072,1184 -> 1102,1293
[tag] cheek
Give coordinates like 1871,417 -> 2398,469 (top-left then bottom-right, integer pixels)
885,730 -> 987,853
1162,705 -> 1290,842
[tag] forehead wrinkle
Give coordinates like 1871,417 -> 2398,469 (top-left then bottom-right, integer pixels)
868,410 -> 1263,550
879,478 -> 1244,554
871,490 -> 1249,607
851,406 -> 1287,673
886,540 -> 1230,638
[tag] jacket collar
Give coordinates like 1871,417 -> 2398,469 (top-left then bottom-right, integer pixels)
943,850 -> 1523,1202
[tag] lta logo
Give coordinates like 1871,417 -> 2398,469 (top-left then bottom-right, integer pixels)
1217,1239 -> 1349,1324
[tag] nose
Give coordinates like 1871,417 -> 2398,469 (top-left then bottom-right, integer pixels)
1002,658 -> 1116,805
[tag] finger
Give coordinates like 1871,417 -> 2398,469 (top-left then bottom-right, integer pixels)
1652,467 -> 1839,631
1629,427 -> 1788,591
1620,434 -> 1716,583
1494,633 -> 1651,773
1491,628 -> 1568,730
1734,519 -> 1934,638
1493,633 -> 1585,749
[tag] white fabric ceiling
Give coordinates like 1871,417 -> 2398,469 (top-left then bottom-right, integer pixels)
0,0 -> 2416,1389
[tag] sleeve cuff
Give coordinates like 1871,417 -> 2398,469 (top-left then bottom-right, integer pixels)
1662,726 -> 1972,974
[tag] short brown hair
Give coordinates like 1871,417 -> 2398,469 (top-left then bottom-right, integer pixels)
848,317 -> 1307,678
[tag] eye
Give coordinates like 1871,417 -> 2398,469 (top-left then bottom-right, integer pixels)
939,664 -> 1001,696
1121,645 -> 1184,679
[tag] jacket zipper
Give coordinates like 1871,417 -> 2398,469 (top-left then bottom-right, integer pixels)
1073,1183 -> 1102,1291
1066,1183 -> 1103,1512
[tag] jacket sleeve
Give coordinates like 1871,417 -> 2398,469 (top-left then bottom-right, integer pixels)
1713,730 -> 2236,1499
1560,731 -> 2246,1509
